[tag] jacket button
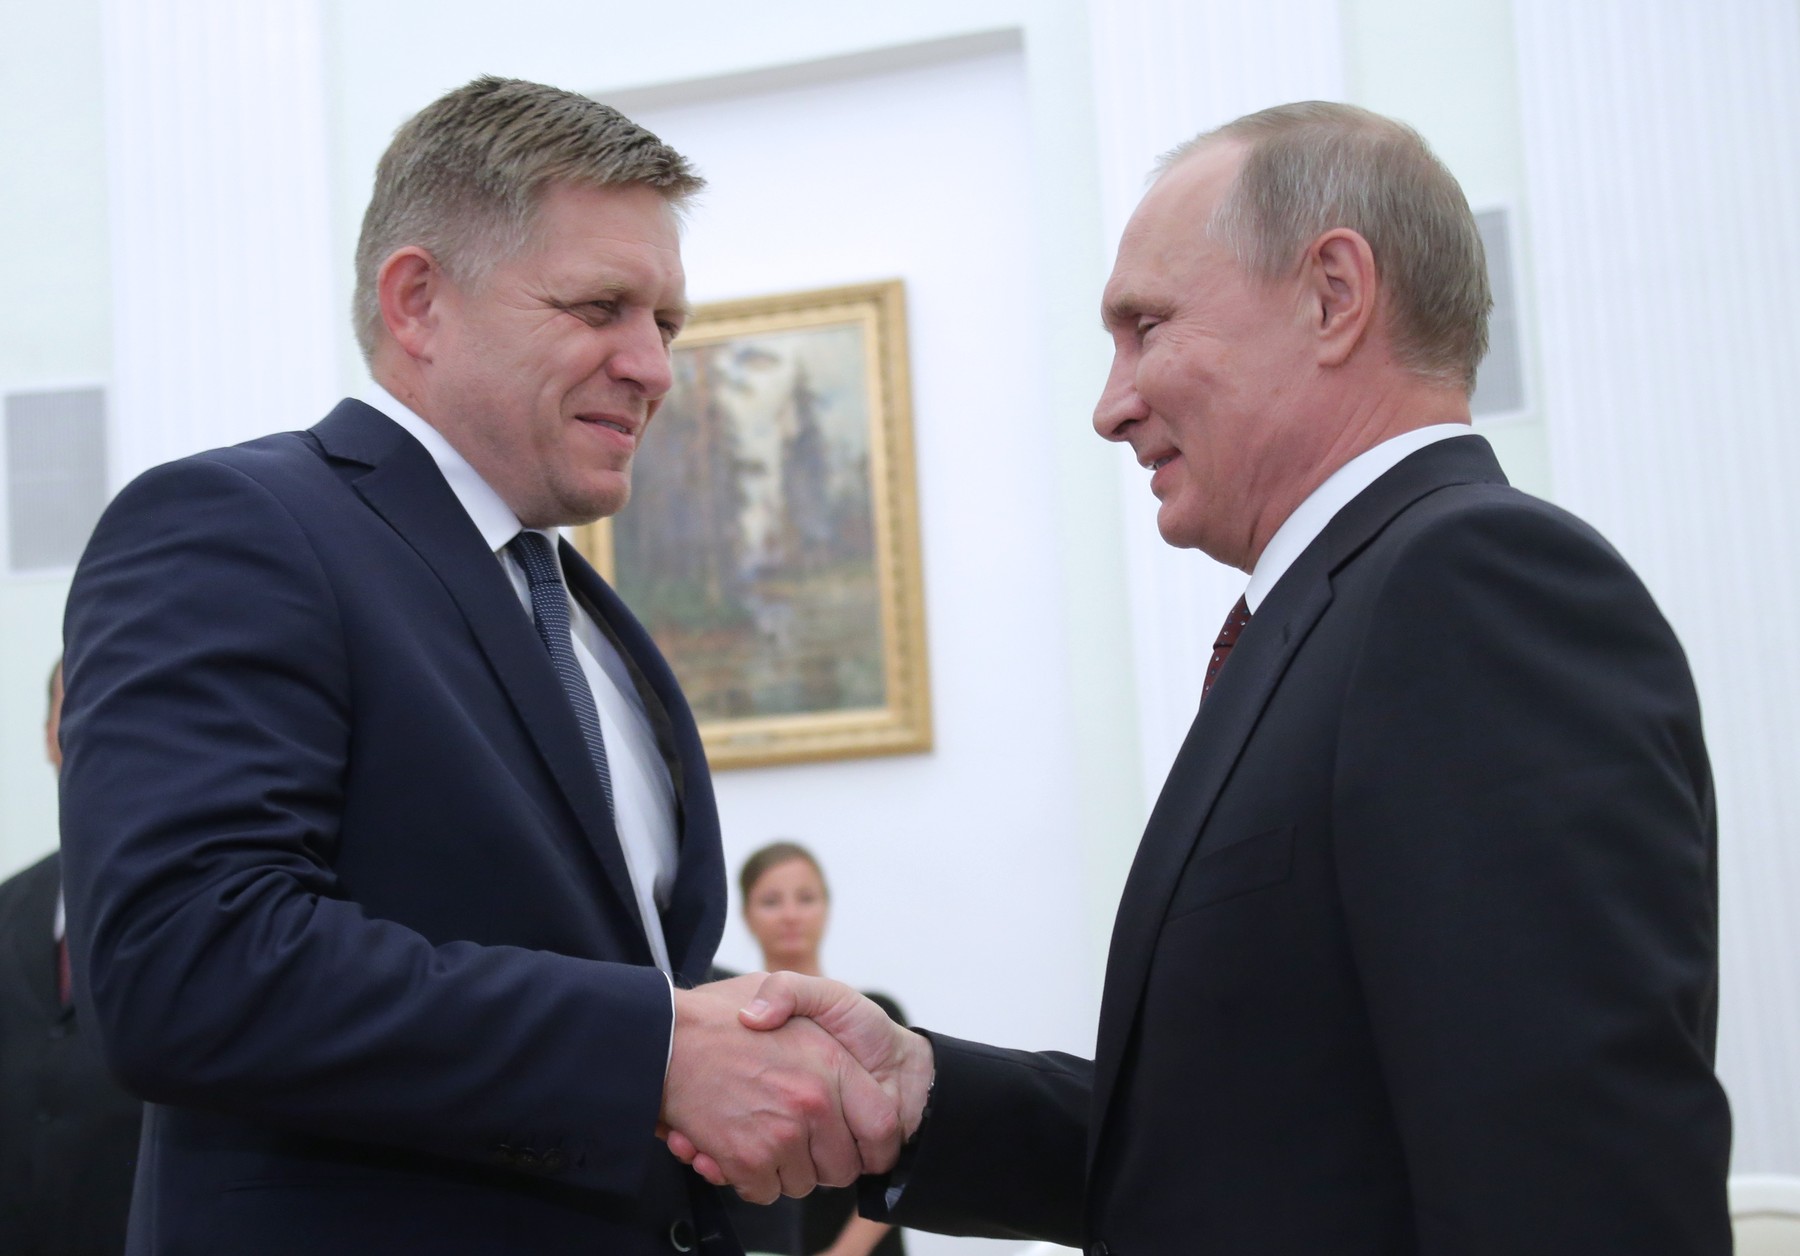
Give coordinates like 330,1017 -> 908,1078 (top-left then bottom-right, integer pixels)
668,1218 -> 696,1251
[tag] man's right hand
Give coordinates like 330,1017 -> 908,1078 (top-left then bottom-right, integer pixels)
659,974 -> 902,1204
663,973 -> 936,1194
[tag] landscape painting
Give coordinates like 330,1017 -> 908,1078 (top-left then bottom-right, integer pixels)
578,280 -> 931,769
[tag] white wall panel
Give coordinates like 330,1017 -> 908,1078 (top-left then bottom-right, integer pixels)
1514,0 -> 1800,1173
629,49 -> 1095,1087
1087,0 -> 1345,808
102,0 -> 338,486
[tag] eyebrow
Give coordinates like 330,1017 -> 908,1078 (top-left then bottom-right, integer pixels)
1100,292 -> 1144,331
553,283 -> 692,326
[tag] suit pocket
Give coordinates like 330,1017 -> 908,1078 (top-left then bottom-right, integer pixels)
1164,824 -> 1295,919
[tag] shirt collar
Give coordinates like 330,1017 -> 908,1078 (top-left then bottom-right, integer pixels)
1244,424 -> 1473,612
359,380 -> 526,554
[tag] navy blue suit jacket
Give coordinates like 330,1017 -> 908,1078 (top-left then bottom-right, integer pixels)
60,400 -> 737,1254
880,436 -> 1730,1255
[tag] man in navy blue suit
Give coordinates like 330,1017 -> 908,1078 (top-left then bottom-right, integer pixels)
59,77 -> 897,1256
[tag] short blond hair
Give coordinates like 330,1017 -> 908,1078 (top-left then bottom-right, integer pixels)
1162,101 -> 1491,392
352,76 -> 703,363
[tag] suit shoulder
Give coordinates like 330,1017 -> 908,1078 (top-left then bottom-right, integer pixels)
1393,478 -> 1612,550
1350,477 -> 1686,673
1365,477 -> 1644,595
96,432 -> 346,551
123,429 -> 327,497
0,851 -> 60,920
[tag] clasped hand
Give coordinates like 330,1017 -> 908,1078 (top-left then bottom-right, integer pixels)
659,972 -> 934,1203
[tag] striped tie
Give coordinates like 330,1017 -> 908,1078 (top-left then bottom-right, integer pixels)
507,531 -> 615,814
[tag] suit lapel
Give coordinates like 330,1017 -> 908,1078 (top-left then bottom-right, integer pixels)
1087,555 -> 1334,1164
563,546 -> 727,985
310,401 -> 644,940
1086,435 -> 1508,1170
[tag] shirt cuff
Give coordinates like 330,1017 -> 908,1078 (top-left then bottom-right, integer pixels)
662,970 -> 676,1078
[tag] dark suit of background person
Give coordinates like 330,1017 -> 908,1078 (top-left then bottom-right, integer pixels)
52,78 -> 809,1256
0,851 -> 142,1256
0,662 -> 141,1256
718,103 -> 1731,1256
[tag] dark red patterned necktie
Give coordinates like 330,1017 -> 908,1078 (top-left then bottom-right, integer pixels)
1203,595 -> 1252,700
56,935 -> 72,1006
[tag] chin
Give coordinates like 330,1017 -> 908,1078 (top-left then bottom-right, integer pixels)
1155,509 -> 1202,550
541,482 -> 629,528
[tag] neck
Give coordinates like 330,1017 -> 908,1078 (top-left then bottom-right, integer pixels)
1240,372 -> 1471,570
370,353 -> 430,422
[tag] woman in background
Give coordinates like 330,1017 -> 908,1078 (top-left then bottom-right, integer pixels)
740,842 -> 906,1256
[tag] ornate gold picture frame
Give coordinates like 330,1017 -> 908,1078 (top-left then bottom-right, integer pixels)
575,279 -> 932,769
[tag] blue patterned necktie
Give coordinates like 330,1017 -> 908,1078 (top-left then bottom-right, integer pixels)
507,531 -> 615,815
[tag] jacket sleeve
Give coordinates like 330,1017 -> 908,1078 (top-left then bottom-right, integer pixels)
1333,498 -> 1731,1255
58,453 -> 674,1196
867,1031 -> 1092,1247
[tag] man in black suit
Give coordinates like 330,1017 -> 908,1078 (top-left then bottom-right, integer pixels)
0,661 -> 141,1255
681,102 -> 1732,1254
59,77 -> 895,1256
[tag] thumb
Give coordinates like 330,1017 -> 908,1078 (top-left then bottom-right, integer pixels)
737,970 -> 831,1031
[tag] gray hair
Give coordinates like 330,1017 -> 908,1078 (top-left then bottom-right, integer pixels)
352,75 -> 704,363
1160,101 -> 1490,393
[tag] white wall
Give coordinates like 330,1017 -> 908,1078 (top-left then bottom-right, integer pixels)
625,46 -> 1095,1060
1089,0 -> 1346,809
101,0 -> 339,485
1513,0 -> 1800,1176
0,0 -> 108,874
4,0 -> 1795,1239
1346,0 -> 1553,496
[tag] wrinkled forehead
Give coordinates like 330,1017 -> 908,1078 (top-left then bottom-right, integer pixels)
1102,141 -> 1245,319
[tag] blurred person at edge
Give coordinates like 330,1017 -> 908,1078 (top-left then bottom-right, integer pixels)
740,842 -> 906,1256
0,658 -> 141,1256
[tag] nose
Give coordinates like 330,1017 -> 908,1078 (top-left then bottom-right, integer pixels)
607,312 -> 676,400
1093,351 -> 1147,443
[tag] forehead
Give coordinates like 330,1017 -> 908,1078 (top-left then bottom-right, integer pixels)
518,181 -> 685,282
752,857 -> 823,890
1102,141 -> 1245,320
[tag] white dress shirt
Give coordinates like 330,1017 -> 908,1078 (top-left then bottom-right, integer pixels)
1244,424 -> 1474,612
360,383 -> 679,977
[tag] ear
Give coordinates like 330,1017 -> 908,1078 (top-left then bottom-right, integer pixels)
376,246 -> 447,363
1302,228 -> 1379,368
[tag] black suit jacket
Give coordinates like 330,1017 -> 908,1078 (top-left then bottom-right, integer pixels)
0,851 -> 143,1255
882,436 -> 1730,1255
59,400 -> 738,1254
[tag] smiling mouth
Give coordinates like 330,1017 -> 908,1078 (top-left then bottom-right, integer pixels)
595,419 -> 632,435
1150,454 -> 1175,471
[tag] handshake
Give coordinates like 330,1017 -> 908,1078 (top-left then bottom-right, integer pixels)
658,972 -> 937,1204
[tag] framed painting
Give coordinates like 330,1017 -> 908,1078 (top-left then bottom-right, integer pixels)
575,279 -> 932,769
